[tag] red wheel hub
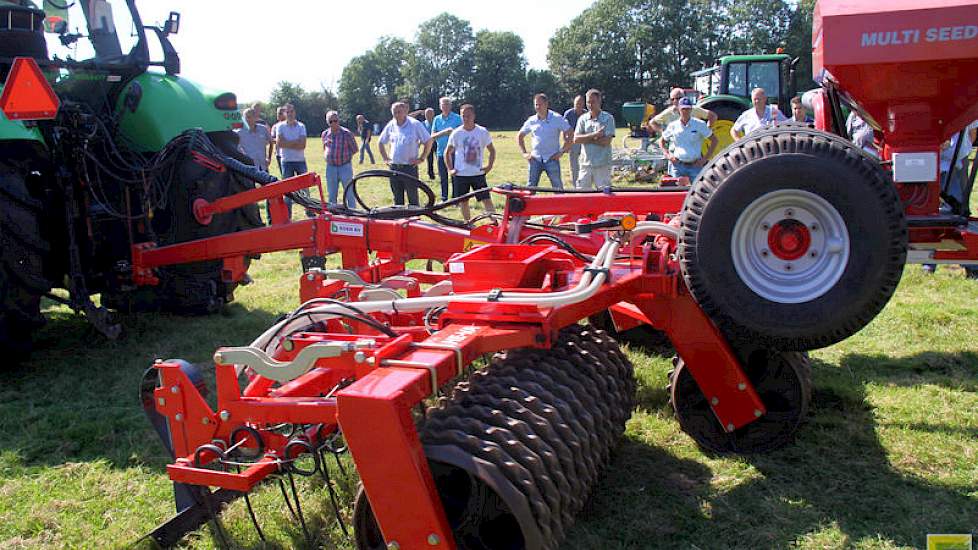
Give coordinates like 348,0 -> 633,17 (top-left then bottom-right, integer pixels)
767,219 -> 811,261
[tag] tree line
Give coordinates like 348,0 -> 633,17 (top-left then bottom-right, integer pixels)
264,0 -> 814,133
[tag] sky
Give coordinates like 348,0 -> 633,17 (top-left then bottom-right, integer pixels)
135,0 -> 597,102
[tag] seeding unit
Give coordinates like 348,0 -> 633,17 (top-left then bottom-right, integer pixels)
138,0 -> 978,547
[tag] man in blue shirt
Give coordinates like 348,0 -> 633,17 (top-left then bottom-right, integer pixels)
430,97 -> 463,201
518,93 -> 573,190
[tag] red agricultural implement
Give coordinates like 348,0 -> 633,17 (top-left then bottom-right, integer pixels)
137,0 -> 978,547
141,183 -> 815,548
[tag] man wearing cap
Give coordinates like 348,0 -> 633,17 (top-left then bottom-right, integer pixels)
647,87 -> 716,135
658,97 -> 718,181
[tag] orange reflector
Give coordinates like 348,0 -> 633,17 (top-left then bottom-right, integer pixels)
620,214 -> 637,231
0,57 -> 60,120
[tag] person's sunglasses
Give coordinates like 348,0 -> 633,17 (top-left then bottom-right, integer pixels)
329,119 -> 339,123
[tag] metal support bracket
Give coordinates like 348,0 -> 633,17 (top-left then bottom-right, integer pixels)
215,342 -> 350,383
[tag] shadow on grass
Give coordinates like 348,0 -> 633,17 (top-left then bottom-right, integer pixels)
614,326 -> 676,358
0,302 -> 283,470
839,350 -> 978,392
565,438 -> 715,548
567,354 -> 978,549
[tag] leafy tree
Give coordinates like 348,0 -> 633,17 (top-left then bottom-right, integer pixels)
338,37 -> 412,126
722,0 -> 793,55
268,81 -> 305,111
547,0 -> 800,112
338,53 -> 382,124
468,31 -> 528,128
268,81 -> 338,135
784,0 -> 817,91
546,0 -> 643,114
372,37 -> 413,105
405,13 -> 475,108
526,68 -> 568,113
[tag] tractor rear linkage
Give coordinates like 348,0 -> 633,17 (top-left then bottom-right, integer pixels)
140,172 -> 801,549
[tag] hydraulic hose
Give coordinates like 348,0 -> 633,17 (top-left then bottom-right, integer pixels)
214,152 -> 279,186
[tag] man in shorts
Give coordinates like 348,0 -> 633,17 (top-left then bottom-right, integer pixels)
444,104 -> 495,222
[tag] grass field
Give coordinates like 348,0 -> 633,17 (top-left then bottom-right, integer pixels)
1,131 -> 976,549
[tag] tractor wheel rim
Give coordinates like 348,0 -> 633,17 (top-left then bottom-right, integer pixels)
731,189 -> 850,304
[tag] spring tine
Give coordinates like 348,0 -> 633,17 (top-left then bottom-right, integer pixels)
235,465 -> 266,542
319,449 -> 349,537
332,451 -> 346,477
287,470 -> 313,546
243,493 -> 265,542
200,488 -> 231,549
278,478 -> 300,523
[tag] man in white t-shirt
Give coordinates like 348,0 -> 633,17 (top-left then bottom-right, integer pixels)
731,88 -> 786,140
445,104 -> 495,222
378,101 -> 433,206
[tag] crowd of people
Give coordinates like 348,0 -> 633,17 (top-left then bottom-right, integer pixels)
233,88 -> 976,272
233,89 -> 621,222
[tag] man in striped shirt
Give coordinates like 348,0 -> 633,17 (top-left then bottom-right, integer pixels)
321,110 -> 358,207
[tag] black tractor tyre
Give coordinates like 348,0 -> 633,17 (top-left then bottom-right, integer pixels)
679,127 -> 907,351
110,133 -> 264,315
0,168 -> 49,360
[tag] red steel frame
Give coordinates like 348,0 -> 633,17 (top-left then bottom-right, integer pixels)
142,145 -> 973,550
147,182 -> 766,549
144,3 -> 978,544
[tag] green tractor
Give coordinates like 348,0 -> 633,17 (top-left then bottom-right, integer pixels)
0,0 -> 263,359
691,52 -> 799,153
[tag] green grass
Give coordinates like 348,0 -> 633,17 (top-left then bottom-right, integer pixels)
1,132 -> 977,549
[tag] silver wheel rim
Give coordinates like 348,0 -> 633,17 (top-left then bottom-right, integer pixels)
731,189 -> 850,304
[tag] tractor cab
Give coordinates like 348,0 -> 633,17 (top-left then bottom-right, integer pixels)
696,53 -> 795,111
693,53 -> 798,156
39,0 -> 181,75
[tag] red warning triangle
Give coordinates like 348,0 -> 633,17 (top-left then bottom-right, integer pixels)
0,57 -> 60,121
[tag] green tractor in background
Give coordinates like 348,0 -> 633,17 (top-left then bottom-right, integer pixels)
0,0 -> 262,359
622,53 -> 799,158
691,52 -> 799,154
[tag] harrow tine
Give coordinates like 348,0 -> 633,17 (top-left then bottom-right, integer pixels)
287,470 -> 313,546
278,478 -> 300,524
200,486 -> 231,549
243,493 -> 266,542
234,465 -> 266,542
318,448 -> 349,537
